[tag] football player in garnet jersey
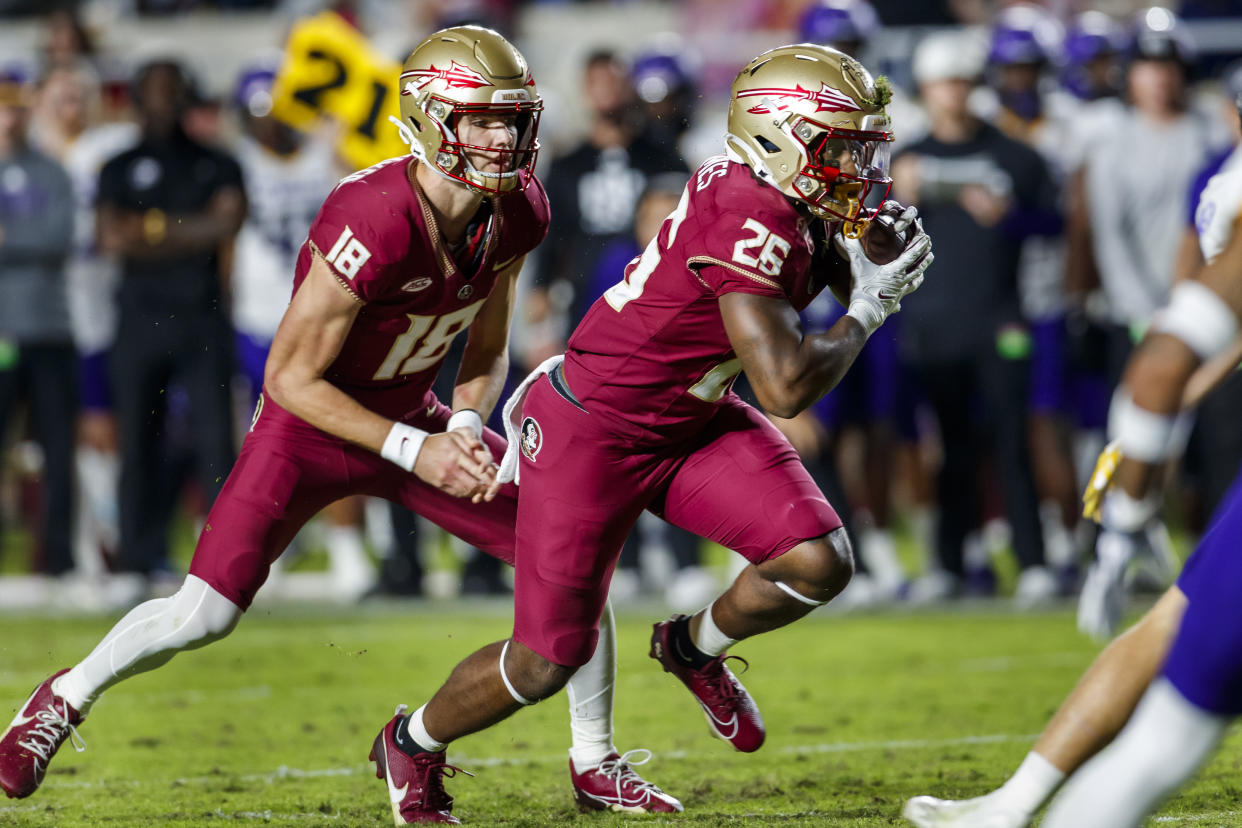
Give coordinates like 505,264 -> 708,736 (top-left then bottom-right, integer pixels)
374,43 -> 933,821
0,26 -> 681,818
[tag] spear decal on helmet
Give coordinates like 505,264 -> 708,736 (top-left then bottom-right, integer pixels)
737,82 -> 860,115
400,60 -> 493,93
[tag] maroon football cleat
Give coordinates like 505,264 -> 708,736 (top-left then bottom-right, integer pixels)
370,705 -> 472,825
0,669 -> 85,799
650,616 -> 765,752
570,749 -> 683,813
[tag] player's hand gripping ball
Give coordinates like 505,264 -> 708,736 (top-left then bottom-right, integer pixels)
860,200 -> 917,265
824,201 -> 921,306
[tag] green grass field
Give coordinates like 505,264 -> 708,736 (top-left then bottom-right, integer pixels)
2,601 -> 1240,827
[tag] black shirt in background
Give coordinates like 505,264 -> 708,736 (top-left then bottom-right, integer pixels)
537,132 -> 686,325
896,122 -> 1056,363
97,130 -> 245,314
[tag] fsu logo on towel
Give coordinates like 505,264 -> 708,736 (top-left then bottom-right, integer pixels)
520,416 -> 542,461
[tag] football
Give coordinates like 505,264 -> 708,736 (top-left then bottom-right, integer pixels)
860,207 -> 910,265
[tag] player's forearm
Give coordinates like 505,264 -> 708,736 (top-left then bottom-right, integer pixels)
1183,337 -> 1242,409
266,374 -> 392,455
1114,334 -> 1199,498
755,316 -> 868,418
451,346 -> 509,422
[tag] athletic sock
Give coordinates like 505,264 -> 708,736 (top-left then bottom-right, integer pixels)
994,751 -> 1066,815
692,603 -> 737,658
51,669 -> 93,716
668,615 -> 714,669
394,704 -> 446,757
568,601 -> 617,773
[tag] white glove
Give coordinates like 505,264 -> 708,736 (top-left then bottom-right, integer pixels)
880,200 -> 920,234
1077,529 -> 1134,641
834,222 -> 934,336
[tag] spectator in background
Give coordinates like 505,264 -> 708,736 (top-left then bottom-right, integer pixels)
0,70 -> 78,579
983,4 -> 1080,586
1059,11 -> 1126,105
893,31 -> 1056,605
1074,10 -> 1228,624
528,48 -> 686,360
96,59 -> 245,603
28,62 -> 138,587
631,40 -> 698,162
1084,8 -> 1225,391
41,10 -> 95,72
798,0 -> 880,62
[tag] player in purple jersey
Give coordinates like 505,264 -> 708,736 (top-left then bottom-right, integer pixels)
0,26 -> 680,819
903,102 -> 1242,828
367,43 -> 934,821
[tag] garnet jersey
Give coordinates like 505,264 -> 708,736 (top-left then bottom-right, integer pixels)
564,154 -> 827,444
282,156 -> 548,423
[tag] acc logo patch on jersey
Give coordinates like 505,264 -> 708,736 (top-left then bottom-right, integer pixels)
401,277 -> 434,292
519,416 -> 542,461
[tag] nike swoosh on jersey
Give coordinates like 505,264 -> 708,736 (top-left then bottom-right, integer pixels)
426,404 -> 437,418
491,254 -> 519,272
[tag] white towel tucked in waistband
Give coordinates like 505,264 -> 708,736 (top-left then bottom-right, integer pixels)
497,354 -> 564,485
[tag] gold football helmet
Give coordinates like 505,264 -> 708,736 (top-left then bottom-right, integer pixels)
395,25 -> 541,194
726,44 -> 893,229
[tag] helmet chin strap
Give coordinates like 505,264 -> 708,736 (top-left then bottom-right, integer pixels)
389,113 -> 484,191
390,114 -> 434,168
725,134 -> 778,188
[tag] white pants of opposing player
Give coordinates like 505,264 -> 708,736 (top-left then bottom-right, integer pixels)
1042,678 -> 1229,828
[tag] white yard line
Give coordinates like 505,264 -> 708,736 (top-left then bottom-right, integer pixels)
34,731 -> 1040,790
207,809 -> 343,822
5,733 -> 1232,825
1153,812 -> 1242,824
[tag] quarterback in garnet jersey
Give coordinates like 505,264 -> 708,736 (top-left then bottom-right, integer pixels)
390,43 -> 934,819
0,26 -> 682,822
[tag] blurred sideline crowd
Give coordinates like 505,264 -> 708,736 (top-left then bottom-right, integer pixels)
2,0 -> 1242,612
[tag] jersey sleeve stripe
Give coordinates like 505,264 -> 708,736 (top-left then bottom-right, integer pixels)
686,256 -> 784,292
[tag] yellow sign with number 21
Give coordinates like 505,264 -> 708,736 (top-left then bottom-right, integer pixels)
271,12 -> 409,170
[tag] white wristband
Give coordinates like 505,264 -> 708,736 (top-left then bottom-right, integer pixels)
1108,389 -> 1178,464
1100,489 -> 1160,534
381,422 -> 429,472
846,296 -> 884,337
1151,280 -> 1239,361
446,409 -> 484,440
